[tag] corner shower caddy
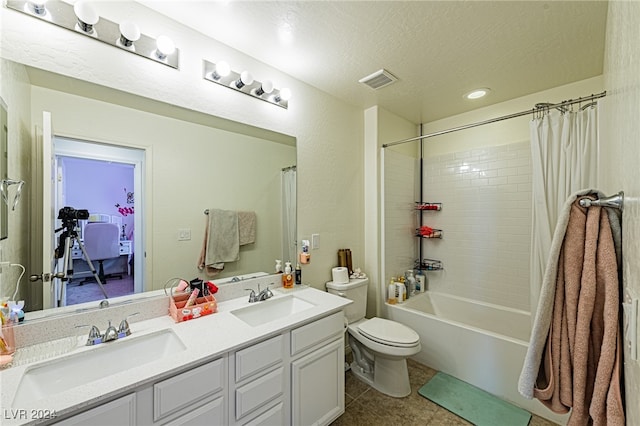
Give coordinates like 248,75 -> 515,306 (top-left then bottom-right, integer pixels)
414,202 -> 443,271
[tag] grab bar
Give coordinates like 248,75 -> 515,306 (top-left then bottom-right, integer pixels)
579,191 -> 624,211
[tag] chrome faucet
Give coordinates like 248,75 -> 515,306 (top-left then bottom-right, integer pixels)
78,313 -> 139,346
246,284 -> 274,303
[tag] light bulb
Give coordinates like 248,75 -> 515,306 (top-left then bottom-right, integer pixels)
28,0 -> 47,15
119,21 -> 140,47
155,35 -> 175,59
278,88 -> 292,102
212,61 -> 230,80
255,80 -> 274,96
73,0 -> 99,33
234,71 -> 254,89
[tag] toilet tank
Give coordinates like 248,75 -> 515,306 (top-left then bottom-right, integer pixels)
326,278 -> 368,324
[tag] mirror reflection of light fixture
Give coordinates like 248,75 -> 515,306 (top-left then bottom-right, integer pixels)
27,0 -> 47,15
254,80 -> 274,97
155,35 -> 175,60
233,71 -> 254,89
0,179 -> 25,211
73,0 -> 99,35
212,61 -> 231,80
118,21 -> 140,49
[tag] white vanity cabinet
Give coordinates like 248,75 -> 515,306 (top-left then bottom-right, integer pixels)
290,311 -> 345,426
49,308 -> 345,426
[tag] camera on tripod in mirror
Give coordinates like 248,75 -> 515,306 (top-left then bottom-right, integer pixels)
55,206 -> 89,259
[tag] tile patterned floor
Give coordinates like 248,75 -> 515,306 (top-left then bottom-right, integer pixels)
331,358 -> 560,426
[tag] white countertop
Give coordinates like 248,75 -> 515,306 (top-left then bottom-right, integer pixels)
0,286 -> 351,425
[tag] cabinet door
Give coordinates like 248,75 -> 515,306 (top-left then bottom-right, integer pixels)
54,394 -> 136,425
291,338 -> 344,426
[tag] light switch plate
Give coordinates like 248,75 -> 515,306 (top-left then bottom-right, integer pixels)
178,229 -> 191,241
311,233 -> 320,249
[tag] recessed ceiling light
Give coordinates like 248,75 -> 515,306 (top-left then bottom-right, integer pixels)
465,88 -> 491,100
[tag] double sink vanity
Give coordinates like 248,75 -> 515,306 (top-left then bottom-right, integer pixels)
1,283 -> 351,426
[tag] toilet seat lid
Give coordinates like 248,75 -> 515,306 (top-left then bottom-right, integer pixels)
357,317 -> 419,347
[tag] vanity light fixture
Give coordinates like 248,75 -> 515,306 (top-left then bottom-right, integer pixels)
6,0 -> 180,69
118,21 -> 140,49
73,0 -> 99,35
203,59 -> 290,109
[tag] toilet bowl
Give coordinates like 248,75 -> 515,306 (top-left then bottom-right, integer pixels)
326,278 -> 421,398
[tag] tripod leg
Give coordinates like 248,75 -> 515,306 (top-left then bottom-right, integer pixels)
76,239 -> 109,300
57,236 -> 73,307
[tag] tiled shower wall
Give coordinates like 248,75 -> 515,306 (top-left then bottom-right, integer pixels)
421,141 -> 532,311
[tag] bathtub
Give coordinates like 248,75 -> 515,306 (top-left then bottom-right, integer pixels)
386,291 -> 568,424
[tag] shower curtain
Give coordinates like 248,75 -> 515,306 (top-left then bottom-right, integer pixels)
529,106 -> 599,315
281,167 -> 297,266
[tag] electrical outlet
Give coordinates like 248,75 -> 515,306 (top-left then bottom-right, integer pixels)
178,229 -> 191,241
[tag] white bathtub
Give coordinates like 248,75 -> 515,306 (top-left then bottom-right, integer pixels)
386,291 -> 568,425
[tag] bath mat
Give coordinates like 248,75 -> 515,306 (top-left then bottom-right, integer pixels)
418,372 -> 531,426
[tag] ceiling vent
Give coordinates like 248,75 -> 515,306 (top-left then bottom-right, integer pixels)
359,69 -> 398,90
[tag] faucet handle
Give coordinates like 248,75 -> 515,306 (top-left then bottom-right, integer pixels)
246,288 -> 258,303
118,312 -> 139,338
76,324 -> 103,346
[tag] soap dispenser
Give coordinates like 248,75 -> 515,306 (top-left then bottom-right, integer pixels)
282,262 -> 294,288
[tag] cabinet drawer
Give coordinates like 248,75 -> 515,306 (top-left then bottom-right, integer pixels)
55,393 -> 136,425
154,357 -> 225,421
235,334 -> 283,382
242,401 -> 285,426
163,394 -> 225,426
235,367 -> 284,420
291,311 -> 343,356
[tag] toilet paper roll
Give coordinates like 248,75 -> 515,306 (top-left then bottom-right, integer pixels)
332,267 -> 349,284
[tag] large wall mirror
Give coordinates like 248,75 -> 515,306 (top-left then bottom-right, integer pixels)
12,63 -> 297,318
0,97 -> 7,241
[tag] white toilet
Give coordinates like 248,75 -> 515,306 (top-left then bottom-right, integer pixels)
326,277 -> 421,398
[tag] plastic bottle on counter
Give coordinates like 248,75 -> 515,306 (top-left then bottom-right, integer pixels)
387,280 -> 397,304
416,272 -> 426,292
396,281 -> 406,304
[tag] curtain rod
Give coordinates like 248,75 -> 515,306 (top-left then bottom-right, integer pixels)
382,91 -> 606,148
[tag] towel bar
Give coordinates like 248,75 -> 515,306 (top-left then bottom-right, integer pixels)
579,191 -> 624,211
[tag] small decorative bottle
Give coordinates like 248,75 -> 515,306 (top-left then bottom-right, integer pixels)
295,263 -> 302,285
275,260 -> 283,273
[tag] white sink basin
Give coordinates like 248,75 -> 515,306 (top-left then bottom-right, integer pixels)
13,328 -> 186,406
230,295 -> 315,327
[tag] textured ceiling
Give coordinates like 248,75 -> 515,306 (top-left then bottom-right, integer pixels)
139,1 -> 608,124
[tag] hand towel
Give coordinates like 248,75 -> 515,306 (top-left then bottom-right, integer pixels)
197,209 -> 239,274
238,211 -> 256,245
197,209 -> 257,276
518,189 -> 624,426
